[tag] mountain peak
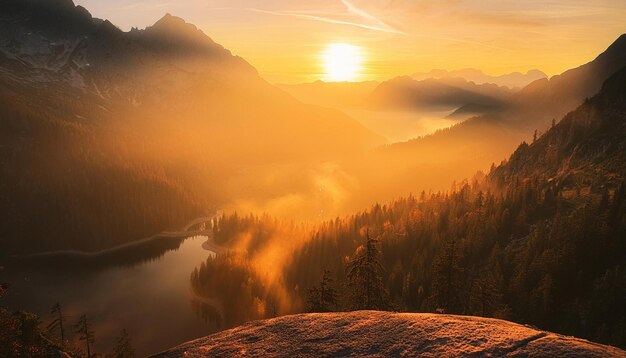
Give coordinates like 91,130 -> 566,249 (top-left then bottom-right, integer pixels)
596,33 -> 626,57
153,13 -> 184,28
145,12 -> 219,50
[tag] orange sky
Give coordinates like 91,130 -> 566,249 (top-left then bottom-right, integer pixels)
75,0 -> 626,83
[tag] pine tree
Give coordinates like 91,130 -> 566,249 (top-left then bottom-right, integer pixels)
46,302 -> 67,347
346,230 -> 389,310
307,269 -> 339,312
110,329 -> 135,358
431,239 -> 464,313
468,272 -> 504,317
75,314 -> 95,358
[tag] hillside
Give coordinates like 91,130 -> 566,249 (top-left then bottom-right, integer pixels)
491,65 -> 626,188
154,311 -> 626,357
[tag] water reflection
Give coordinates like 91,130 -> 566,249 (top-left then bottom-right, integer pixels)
188,253 -> 282,332
7,236 -> 188,272
0,236 -> 215,356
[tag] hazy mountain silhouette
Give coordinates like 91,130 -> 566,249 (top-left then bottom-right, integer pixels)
369,76 -> 513,112
412,68 -> 547,89
511,34 -> 626,126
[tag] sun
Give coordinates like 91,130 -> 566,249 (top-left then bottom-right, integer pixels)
321,43 -> 364,82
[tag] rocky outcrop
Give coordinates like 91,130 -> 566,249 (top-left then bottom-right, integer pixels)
154,311 -> 626,357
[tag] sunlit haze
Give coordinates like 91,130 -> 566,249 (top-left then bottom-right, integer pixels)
2,0 -> 626,356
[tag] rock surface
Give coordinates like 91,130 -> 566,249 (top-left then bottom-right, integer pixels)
153,311 -> 626,357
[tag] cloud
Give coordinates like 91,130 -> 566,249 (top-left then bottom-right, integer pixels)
340,0 -> 402,34
247,1 -> 507,50
246,0 -> 406,35
119,1 -> 175,11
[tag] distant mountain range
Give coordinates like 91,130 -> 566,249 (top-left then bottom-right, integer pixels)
371,33 -> 626,200
368,76 -> 514,113
278,69 -> 546,119
412,68 -> 547,89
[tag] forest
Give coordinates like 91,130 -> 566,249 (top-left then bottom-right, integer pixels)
189,68 -> 626,349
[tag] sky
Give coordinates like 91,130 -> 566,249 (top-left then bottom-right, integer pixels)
74,0 -> 626,84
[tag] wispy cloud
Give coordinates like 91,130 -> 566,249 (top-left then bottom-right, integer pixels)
119,2 -> 174,11
246,0 -> 406,35
246,1 -> 507,50
340,0 -> 402,34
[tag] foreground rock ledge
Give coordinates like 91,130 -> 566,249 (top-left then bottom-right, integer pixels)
153,311 -> 626,357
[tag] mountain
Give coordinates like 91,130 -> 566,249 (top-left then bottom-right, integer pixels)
0,1 -> 381,254
412,68 -> 547,89
511,34 -> 626,126
370,34 -> 626,199
154,312 -> 626,357
491,66 -> 626,188
369,76 -> 514,112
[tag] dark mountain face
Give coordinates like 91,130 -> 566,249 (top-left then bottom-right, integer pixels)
0,0 -> 94,40
491,66 -> 626,190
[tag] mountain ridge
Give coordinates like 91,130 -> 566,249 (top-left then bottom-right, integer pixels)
412,68 -> 547,88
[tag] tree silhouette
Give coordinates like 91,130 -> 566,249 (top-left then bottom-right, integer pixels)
307,269 -> 339,312
431,239 -> 464,314
346,230 -> 389,310
110,329 -> 135,358
46,302 -> 67,347
75,314 -> 95,358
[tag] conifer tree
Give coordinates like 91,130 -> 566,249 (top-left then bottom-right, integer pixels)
46,302 -> 67,347
75,314 -> 95,358
110,329 -> 135,358
307,269 -> 339,312
346,230 -> 389,310
431,239 -> 464,313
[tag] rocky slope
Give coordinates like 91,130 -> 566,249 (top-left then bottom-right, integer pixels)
154,311 -> 626,357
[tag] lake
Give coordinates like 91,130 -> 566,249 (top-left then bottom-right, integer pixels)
1,235 -> 219,356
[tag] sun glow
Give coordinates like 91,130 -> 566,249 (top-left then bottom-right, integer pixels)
321,43 -> 364,82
